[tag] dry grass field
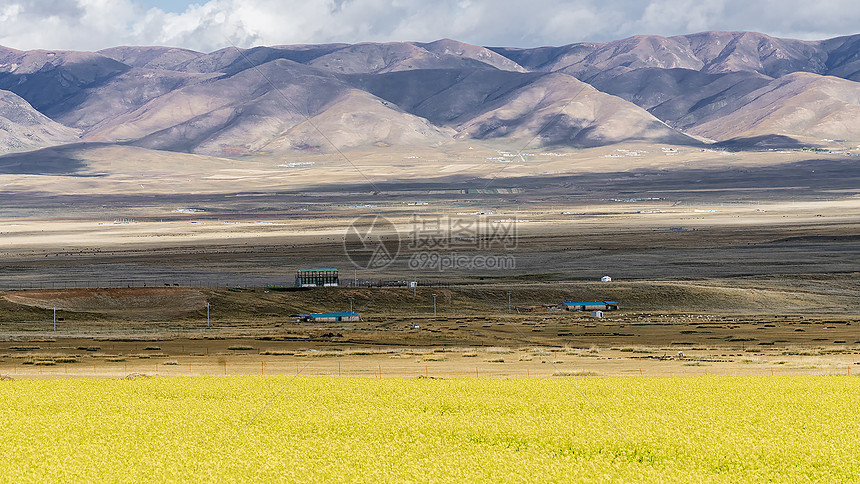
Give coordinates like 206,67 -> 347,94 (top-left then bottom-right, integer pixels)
1,142 -> 859,378
1,278 -> 858,379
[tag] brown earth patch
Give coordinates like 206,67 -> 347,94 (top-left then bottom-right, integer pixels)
3,288 -> 207,318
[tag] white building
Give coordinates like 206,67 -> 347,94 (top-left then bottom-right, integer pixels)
590,311 -> 604,318
601,276 -> 612,282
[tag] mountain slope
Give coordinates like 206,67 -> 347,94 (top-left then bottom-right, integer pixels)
173,44 -> 350,75
589,67 -> 773,130
821,35 -> 860,81
456,72 -> 700,146
0,89 -> 79,153
0,47 -> 130,113
83,59 -> 344,153
490,31 -> 860,81
4,31 -> 860,155
486,32 -> 860,144
98,46 -> 204,71
689,72 -> 860,142
83,59 -> 453,155
309,39 -> 525,74
260,90 -> 454,153
345,69 -> 544,124
50,68 -> 219,131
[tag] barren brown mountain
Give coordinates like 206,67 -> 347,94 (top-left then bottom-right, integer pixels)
0,89 -> 79,153
688,72 -> 860,142
2,31 -> 860,156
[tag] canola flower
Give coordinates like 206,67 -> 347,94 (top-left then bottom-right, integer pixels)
1,376 -> 859,483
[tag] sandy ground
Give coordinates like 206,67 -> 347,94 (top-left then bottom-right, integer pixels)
2,198 -> 859,251
1,196 -> 857,287
2,142 -> 850,196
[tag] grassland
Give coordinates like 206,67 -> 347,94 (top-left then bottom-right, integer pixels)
2,375 -> 859,482
1,278 -> 859,379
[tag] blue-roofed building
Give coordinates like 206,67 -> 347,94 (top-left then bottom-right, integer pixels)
559,301 -> 619,311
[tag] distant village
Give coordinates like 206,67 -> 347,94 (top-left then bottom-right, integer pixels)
286,268 -> 619,322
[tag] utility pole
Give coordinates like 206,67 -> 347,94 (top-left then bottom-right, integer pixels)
433,294 -> 437,317
53,307 -> 56,331
507,292 -> 512,313
349,297 -> 354,314
206,302 -> 210,328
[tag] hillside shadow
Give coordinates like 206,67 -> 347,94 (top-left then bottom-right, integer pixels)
714,134 -> 807,149
0,143 -> 110,176
2,156 -> 856,211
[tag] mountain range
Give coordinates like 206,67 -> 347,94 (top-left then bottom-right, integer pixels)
2,31 -> 860,157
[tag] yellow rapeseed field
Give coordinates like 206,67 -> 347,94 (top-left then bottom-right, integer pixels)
1,376 -> 859,482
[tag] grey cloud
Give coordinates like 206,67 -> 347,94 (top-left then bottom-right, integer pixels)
0,0 -> 858,52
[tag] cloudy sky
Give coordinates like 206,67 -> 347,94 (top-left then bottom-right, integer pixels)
1,0 -> 859,52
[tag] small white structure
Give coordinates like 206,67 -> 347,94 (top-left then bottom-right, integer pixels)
601,276 -> 612,282
590,311 -> 604,318
407,281 -> 418,288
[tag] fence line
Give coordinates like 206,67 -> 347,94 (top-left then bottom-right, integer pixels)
3,359 -> 854,380
0,279 -> 452,291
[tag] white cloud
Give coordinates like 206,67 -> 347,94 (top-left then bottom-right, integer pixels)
0,0 -> 858,52
636,0 -> 727,36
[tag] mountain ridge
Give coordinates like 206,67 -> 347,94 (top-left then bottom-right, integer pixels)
1,31 -> 860,156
